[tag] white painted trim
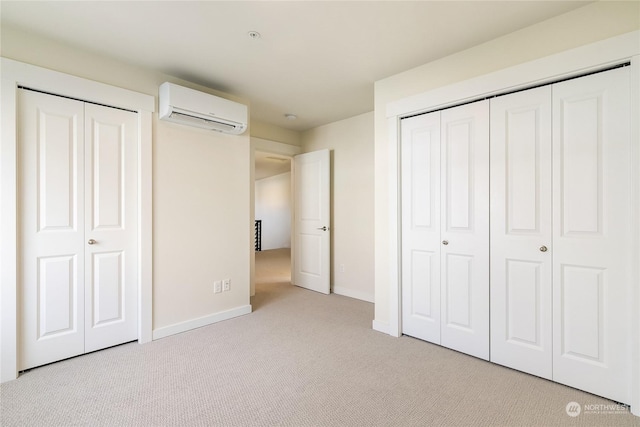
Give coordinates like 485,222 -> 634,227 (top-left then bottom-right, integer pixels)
372,320 -> 390,335
387,31 -> 640,119
138,110 -> 153,344
333,286 -> 374,303
384,30 -> 640,414
0,58 -> 154,382
152,305 -> 252,340
631,54 -> 640,417
387,117 -> 401,338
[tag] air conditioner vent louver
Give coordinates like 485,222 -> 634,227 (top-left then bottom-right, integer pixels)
158,82 -> 247,135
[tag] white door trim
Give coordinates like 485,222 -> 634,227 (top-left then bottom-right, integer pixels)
0,58 -> 154,382
382,30 -> 640,415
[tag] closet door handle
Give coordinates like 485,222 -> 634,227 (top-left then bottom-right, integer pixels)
88,239 -> 97,245
317,226 -> 327,231
539,245 -> 548,252
442,240 -> 449,246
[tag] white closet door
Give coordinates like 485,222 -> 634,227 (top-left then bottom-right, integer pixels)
84,104 -> 138,352
490,86 -> 553,378
552,67 -> 631,404
440,100 -> 490,360
19,90 -> 139,370
401,112 -> 441,343
19,90 -> 86,369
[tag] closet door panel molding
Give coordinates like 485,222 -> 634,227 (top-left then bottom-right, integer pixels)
490,86 -> 553,379
440,100 -> 490,360
552,66 -> 632,404
400,112 -> 441,343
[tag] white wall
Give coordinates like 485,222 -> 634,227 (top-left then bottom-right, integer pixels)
255,172 -> 292,250
302,112 -> 374,303
372,1 -> 640,328
1,25 -> 253,336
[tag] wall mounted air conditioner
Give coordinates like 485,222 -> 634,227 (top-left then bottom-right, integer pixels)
158,82 -> 248,135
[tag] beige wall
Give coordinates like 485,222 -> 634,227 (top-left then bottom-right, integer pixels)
302,112 -> 375,302
250,120 -> 302,147
373,1 -> 640,326
2,25 -> 253,333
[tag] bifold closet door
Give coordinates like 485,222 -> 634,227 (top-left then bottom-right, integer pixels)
19,89 -> 138,370
19,90 -> 87,369
401,111 -> 441,343
401,100 -> 490,360
489,86 -> 553,379
440,101 -> 490,360
552,67 -> 631,404
83,103 -> 138,353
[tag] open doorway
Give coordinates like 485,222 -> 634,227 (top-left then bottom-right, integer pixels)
254,151 -> 293,290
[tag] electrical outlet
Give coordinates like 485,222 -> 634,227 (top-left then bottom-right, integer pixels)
223,279 -> 230,292
214,280 -> 222,294
339,264 -> 345,273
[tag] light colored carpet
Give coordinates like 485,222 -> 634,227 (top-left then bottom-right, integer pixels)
1,249 -> 639,426
255,248 -> 291,285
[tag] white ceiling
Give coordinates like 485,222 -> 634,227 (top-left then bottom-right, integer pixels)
1,1 -> 590,132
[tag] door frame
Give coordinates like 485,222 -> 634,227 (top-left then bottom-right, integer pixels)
0,58 -> 154,382
250,137 -> 301,297
381,31 -> 640,414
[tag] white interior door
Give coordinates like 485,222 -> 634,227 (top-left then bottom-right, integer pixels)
293,149 -> 330,294
19,89 -> 138,370
401,111 -> 441,343
440,100 -> 490,360
552,67 -> 631,404
19,89 -> 86,369
490,86 -> 553,379
84,103 -> 138,353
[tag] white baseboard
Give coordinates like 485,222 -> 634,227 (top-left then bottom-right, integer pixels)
372,319 -> 390,335
332,286 -> 374,303
152,304 -> 252,340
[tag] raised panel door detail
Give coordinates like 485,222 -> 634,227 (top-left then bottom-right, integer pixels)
91,252 -> 124,326
84,104 -> 139,352
559,95 -> 602,236
559,264 -> 604,363
506,108 -> 541,234
489,86 -> 552,380
444,253 -> 472,330
506,259 -> 541,348
299,234 -> 322,276
552,67 -> 630,404
440,100 -> 489,361
409,250 -> 435,320
38,108 -> 80,232
444,120 -> 472,231
410,129 -> 434,229
19,89 -> 86,370
91,119 -> 124,230
38,255 -> 78,338
299,160 -> 321,221
401,112 -> 442,344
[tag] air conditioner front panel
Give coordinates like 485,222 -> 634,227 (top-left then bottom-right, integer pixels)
158,82 -> 248,135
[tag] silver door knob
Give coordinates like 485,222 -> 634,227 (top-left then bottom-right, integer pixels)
442,240 -> 449,245
88,239 -> 97,245
540,245 -> 548,252
317,226 -> 327,231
